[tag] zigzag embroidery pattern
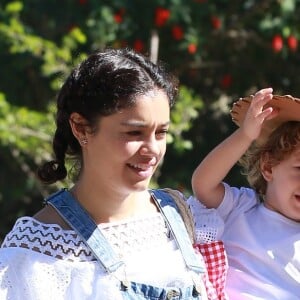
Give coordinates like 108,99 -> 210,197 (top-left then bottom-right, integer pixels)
2,217 -> 96,262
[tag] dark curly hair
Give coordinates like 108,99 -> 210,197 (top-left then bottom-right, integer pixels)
37,48 -> 179,184
239,121 -> 300,197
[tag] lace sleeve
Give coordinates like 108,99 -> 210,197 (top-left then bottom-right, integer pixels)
187,196 -> 224,244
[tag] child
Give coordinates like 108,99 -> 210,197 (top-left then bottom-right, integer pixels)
191,87 -> 300,299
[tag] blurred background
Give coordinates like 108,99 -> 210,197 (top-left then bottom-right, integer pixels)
1,0 -> 300,240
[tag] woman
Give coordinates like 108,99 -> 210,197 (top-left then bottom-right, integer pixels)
0,48 -> 222,299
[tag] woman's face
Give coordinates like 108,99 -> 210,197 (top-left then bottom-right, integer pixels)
83,89 -> 170,196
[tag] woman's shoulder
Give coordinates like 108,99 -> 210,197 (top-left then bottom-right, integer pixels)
33,204 -> 71,230
1,215 -> 93,262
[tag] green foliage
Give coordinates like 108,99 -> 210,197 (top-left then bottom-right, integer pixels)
0,94 -> 53,160
1,0 -> 300,239
169,86 -> 203,152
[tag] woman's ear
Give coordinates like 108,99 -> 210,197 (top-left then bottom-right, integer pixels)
69,112 -> 89,146
260,152 -> 273,182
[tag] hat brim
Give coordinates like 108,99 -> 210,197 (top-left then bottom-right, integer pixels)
230,95 -> 300,144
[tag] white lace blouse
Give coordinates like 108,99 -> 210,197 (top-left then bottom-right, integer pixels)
0,197 -> 222,300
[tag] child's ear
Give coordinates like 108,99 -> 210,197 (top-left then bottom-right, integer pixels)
260,153 -> 273,182
69,112 -> 89,145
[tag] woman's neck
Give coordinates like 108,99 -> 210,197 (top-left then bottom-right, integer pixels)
69,182 -> 157,224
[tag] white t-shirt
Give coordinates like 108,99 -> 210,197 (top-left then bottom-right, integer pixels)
218,183 -> 300,300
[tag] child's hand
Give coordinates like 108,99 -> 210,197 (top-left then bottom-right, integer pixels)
240,88 -> 276,141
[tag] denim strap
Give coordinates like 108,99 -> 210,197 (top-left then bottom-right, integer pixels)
46,189 -> 124,273
151,189 -> 205,274
46,188 -> 204,275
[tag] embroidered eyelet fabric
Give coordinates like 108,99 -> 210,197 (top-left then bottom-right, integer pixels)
2,213 -> 174,259
0,213 -> 204,299
187,196 -> 225,244
2,217 -> 93,261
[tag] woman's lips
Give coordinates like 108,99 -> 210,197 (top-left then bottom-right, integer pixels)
128,162 -> 156,179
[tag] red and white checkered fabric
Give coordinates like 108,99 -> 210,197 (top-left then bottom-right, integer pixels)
194,241 -> 228,300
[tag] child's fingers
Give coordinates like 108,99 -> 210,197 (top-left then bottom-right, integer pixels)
257,107 -> 274,123
254,87 -> 273,97
251,89 -> 273,114
265,106 -> 279,121
256,106 -> 279,125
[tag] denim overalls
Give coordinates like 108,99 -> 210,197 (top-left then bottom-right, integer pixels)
46,189 -> 207,300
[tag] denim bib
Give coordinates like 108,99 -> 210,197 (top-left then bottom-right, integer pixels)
46,189 -> 206,300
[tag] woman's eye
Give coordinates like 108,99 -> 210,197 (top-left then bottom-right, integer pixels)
156,129 -> 168,137
125,128 -> 168,138
127,131 -> 141,136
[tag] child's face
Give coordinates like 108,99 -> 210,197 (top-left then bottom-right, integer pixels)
264,146 -> 300,222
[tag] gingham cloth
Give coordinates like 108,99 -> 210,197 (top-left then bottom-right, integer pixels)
194,241 -> 228,300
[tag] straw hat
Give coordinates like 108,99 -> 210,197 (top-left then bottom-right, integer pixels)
230,94 -> 300,144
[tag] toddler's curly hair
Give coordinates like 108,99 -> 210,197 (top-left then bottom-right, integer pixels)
239,121 -> 300,197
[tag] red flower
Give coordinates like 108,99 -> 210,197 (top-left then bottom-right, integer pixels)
78,0 -> 88,5
220,74 -> 232,89
133,39 -> 144,52
114,8 -> 125,24
272,35 -> 283,52
188,43 -> 197,54
287,35 -> 298,51
211,16 -> 221,30
155,7 -> 170,27
114,13 -> 123,23
172,25 -> 184,40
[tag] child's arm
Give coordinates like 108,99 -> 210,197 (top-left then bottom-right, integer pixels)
192,88 -> 275,208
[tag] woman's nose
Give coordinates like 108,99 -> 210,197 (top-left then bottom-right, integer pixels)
139,137 -> 161,156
